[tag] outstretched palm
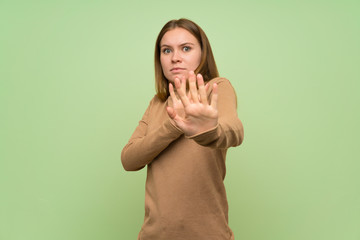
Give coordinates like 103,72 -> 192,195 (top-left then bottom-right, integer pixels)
167,71 -> 218,136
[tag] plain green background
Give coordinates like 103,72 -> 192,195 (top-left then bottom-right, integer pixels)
1,0 -> 359,239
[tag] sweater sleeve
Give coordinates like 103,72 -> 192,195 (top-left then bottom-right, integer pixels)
121,96 -> 183,171
187,78 -> 244,149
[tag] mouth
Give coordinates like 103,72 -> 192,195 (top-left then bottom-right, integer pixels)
170,67 -> 186,72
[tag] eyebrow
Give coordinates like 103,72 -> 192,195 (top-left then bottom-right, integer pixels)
160,42 -> 195,48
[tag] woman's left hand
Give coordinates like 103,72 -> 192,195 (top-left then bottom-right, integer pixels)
167,71 -> 218,136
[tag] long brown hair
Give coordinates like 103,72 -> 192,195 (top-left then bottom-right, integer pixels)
154,18 -> 219,101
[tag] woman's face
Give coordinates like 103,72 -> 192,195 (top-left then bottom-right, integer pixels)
160,27 -> 202,83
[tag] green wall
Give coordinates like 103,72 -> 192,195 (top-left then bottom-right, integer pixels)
1,0 -> 359,239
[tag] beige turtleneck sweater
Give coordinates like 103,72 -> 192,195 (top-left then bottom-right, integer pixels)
121,77 -> 244,240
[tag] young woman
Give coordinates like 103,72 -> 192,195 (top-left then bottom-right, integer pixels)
121,18 -> 244,240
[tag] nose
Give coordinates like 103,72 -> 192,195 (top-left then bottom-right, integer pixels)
171,50 -> 182,63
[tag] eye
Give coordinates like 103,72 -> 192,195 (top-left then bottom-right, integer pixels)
183,46 -> 191,52
162,48 -> 171,54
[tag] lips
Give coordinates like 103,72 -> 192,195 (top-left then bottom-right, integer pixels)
170,67 -> 185,72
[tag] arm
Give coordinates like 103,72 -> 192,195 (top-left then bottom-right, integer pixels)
121,97 -> 183,171
166,71 -> 244,149
187,77 -> 244,148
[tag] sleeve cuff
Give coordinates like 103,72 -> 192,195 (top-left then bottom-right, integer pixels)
185,123 -> 220,146
164,117 -> 183,136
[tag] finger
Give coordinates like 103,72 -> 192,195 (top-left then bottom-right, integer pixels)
166,106 -> 176,119
169,82 -> 178,102
174,77 -> 181,90
175,76 -> 191,107
210,83 -> 218,109
205,83 -> 209,92
187,89 -> 192,103
188,71 -> 199,103
197,74 -> 208,105
181,76 -> 191,102
186,74 -> 193,103
181,75 -> 186,93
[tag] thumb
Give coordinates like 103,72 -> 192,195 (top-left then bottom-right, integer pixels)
166,106 -> 177,119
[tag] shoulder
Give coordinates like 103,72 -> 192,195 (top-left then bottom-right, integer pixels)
208,77 -> 230,84
148,94 -> 163,105
207,77 -> 236,93
141,94 -> 165,119
146,94 -> 167,111
207,77 -> 238,107
143,94 -> 162,111
151,93 -> 171,104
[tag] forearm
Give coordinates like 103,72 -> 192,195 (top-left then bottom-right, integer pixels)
187,77 -> 244,149
187,116 -> 244,149
121,118 -> 183,171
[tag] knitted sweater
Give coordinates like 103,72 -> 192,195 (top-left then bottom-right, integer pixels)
121,77 -> 244,240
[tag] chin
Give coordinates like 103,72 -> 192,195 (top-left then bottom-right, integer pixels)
165,76 -> 176,83
169,73 -> 186,82
166,77 -> 175,83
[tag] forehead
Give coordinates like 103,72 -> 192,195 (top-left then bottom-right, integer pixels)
160,28 -> 199,46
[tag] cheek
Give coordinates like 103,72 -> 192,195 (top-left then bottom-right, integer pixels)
196,54 -> 201,66
160,56 -> 168,70
192,51 -> 202,68
160,57 -> 164,68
